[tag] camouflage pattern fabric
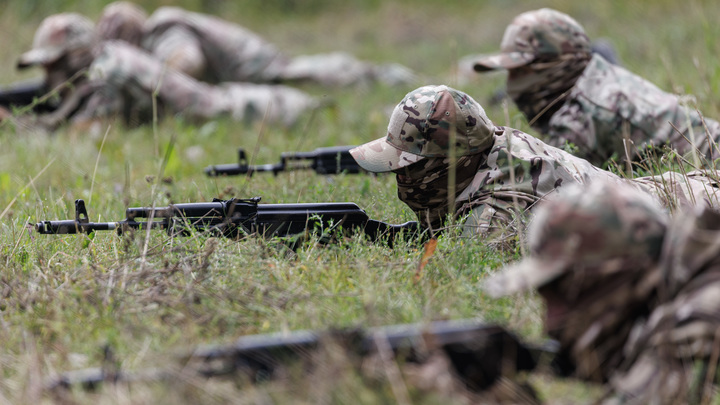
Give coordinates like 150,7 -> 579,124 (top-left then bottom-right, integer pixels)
471,8 -> 593,131
96,1 -> 147,47
472,8 -> 591,72
142,6 -> 415,87
472,8 -> 720,166
396,127 -> 720,235
453,146 -> 720,237
15,12 -> 96,98
13,12 -> 318,131
546,54 -> 720,165
505,54 -> 590,133
351,85 -> 720,235
609,274 -> 720,404
17,12 -> 96,69
486,181 -> 720,401
142,6 -> 288,84
350,85 -> 613,232
350,85 -> 496,173
453,126 -> 618,236
280,52 -> 416,88
608,207 -> 720,404
12,13 -> 98,133
78,41 -> 318,127
395,153 -> 486,231
633,170 -> 720,212
485,181 -> 668,382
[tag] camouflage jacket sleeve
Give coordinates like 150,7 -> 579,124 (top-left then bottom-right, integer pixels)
609,208 -> 720,404
457,127 -> 620,235
143,7 -> 288,84
547,54 -> 720,165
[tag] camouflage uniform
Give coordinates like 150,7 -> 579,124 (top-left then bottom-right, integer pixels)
472,8 -> 720,166
350,85 -> 720,235
142,6 -> 415,87
609,207 -> 720,404
486,181 -> 719,404
96,1 -> 147,47
14,12 -> 318,132
14,13 -> 98,132
81,41 -> 318,127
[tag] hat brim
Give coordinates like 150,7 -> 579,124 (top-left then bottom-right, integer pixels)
484,257 -> 568,298
473,52 -> 535,72
17,47 -> 63,69
350,138 -> 425,173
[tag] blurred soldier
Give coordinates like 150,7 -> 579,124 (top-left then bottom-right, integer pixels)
471,8 -> 720,166
458,37 -> 621,106
96,2 -> 415,88
485,180 -> 719,404
142,6 -> 416,87
350,84 -> 720,237
12,12 -> 318,132
609,204 -> 720,404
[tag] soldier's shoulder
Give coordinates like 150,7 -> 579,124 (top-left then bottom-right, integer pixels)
575,55 -> 670,107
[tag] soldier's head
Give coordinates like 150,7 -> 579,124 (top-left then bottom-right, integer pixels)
472,8 -> 591,75
485,180 -> 667,338
350,85 -> 496,229
18,13 -> 97,90
97,2 -> 148,47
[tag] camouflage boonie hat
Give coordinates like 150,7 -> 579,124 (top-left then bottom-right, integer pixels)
485,181 -> 667,297
350,85 -> 495,173
473,8 -> 590,72
18,13 -> 95,69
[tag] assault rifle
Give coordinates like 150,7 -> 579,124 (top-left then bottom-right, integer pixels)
35,197 -> 419,245
47,319 -> 559,393
0,78 -> 56,113
204,146 -> 362,177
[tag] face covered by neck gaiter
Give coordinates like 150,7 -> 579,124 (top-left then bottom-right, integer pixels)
506,53 -> 590,133
540,257 -> 660,383
395,153 -> 485,232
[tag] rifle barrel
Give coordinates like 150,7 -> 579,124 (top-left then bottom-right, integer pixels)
46,320 -> 559,392
204,163 -> 284,177
34,219 -> 165,235
205,146 -> 362,177
35,220 -> 119,234
34,198 -> 419,245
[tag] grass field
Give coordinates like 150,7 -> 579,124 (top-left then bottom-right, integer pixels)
1,0 -> 719,403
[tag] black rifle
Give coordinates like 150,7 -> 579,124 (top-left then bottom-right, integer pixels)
0,78 -> 56,113
34,197 -> 418,245
47,319 -> 559,393
204,146 -> 363,177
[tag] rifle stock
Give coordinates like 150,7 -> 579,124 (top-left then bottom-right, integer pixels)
47,319 -> 558,393
0,78 -> 56,113
35,197 -> 419,245
204,146 -> 363,177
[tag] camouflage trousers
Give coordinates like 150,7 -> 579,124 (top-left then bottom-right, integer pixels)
278,52 -> 416,87
87,41 -> 319,127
